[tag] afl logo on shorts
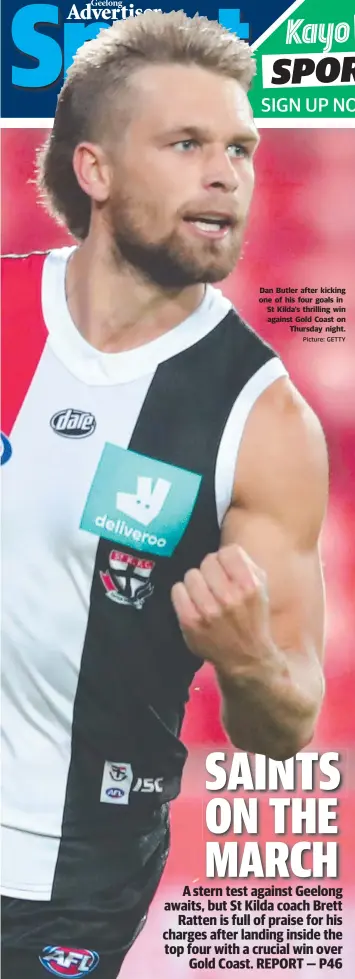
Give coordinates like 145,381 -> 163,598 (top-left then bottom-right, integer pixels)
50,409 -> 96,439
0,433 -> 12,465
39,946 -> 99,976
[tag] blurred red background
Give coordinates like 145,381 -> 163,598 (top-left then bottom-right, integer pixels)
2,128 -> 355,977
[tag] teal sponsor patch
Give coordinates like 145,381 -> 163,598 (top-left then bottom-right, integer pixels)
81,444 -> 202,557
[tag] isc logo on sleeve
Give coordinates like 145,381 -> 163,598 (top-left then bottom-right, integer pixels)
80,445 -> 202,557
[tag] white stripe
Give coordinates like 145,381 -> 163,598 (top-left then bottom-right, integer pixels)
1,118 -> 54,128
251,0 -> 305,52
215,358 -> 288,527
1,826 -> 60,901
255,118 -> 355,128
1,349 -> 154,899
2,117 -> 354,130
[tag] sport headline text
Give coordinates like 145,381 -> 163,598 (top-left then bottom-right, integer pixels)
204,752 -> 341,879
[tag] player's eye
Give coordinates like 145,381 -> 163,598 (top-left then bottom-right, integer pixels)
227,144 -> 250,158
172,139 -> 199,152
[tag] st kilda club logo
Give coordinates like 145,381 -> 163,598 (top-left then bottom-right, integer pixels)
50,409 -> 96,439
109,764 -> 130,781
100,549 -> 154,610
39,945 -> 99,976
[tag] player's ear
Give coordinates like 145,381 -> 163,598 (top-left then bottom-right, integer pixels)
72,142 -> 111,204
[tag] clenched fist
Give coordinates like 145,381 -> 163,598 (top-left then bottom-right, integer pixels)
171,544 -> 272,676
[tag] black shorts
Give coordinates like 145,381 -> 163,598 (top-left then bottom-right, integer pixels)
1,807 -> 169,979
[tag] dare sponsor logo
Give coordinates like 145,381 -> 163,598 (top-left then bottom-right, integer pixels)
39,946 -> 99,976
50,409 -> 96,439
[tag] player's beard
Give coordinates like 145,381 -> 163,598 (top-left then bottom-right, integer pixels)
106,188 -> 244,288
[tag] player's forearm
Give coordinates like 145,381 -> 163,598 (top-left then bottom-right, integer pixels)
216,641 -> 325,761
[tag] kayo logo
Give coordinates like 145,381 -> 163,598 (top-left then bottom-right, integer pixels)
50,409 -> 96,439
116,475 -> 171,526
39,946 -> 99,976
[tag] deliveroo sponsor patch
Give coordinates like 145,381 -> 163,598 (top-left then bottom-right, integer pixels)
80,444 -> 202,557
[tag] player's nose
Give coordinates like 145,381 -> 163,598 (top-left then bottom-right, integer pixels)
201,147 -> 239,193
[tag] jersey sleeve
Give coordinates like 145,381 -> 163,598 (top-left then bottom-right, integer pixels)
1,252 -> 49,434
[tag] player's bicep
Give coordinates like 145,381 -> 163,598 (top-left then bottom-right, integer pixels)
221,506 -> 325,662
220,376 -> 328,661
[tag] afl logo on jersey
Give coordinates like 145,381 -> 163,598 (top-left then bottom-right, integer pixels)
106,787 -> 125,799
39,945 -> 99,976
50,409 -> 96,439
1,432 -> 12,465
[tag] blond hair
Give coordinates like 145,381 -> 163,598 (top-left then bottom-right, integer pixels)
37,10 -> 255,239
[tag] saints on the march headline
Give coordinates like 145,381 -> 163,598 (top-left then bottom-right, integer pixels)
205,752 -> 340,879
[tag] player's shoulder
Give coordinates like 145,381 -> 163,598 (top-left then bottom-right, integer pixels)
234,375 -> 328,518
242,375 -> 326,456
1,249 -> 49,284
1,249 -> 50,263
2,251 -> 51,331
1,249 -> 63,322
1,250 -> 51,303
